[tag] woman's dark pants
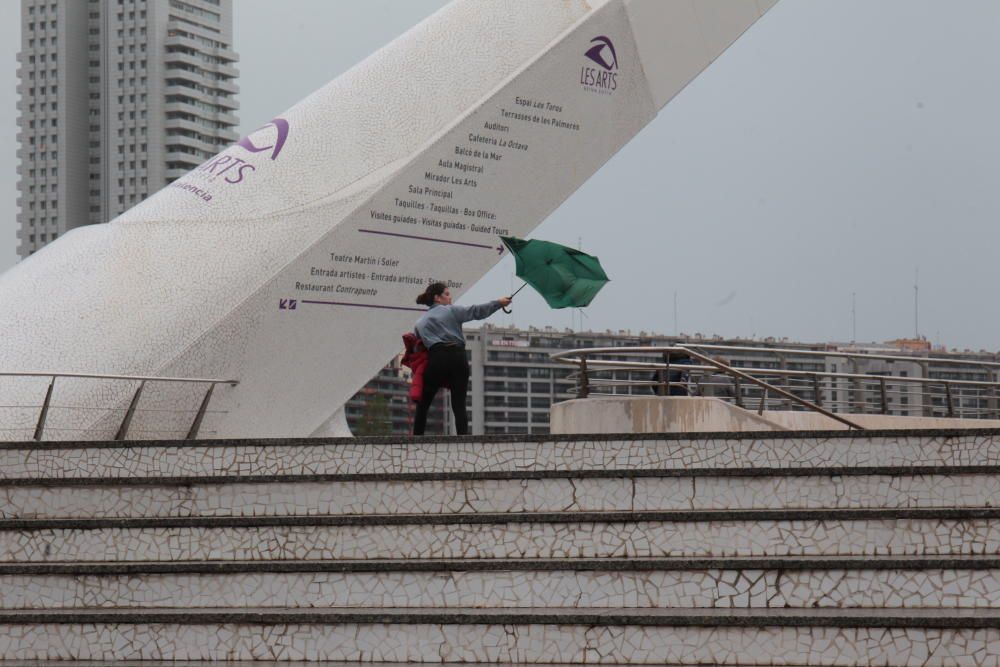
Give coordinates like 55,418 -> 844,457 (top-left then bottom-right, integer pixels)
413,344 -> 470,435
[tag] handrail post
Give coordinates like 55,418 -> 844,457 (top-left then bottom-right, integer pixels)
758,387 -> 767,415
988,367 -> 999,420
919,361 -> 931,417
115,380 -> 146,441
812,374 -> 822,408
879,377 -> 888,415
777,354 -> 791,409
577,356 -> 589,399
734,377 -> 743,408
661,352 -> 671,396
186,382 -> 216,440
33,376 -> 56,442
945,381 -> 955,418
849,359 -> 862,414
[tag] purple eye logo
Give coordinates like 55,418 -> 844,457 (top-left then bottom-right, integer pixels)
584,36 -> 618,71
237,118 -> 290,160
580,36 -> 619,94
186,116 -> 291,191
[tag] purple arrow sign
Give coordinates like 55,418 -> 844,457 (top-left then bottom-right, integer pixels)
302,299 -> 424,312
359,229 -> 504,254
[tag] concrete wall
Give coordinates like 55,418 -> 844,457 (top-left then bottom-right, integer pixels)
551,396 -> 1000,434
762,410 -> 1000,431
551,397 -> 787,434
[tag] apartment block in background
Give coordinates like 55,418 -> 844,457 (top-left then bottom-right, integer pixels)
16,0 -> 238,257
347,326 -> 1000,436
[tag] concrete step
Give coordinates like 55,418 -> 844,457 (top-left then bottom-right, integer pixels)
0,557 -> 998,610
0,607 -> 996,663
3,431 -> 998,662
2,430 -> 997,481
0,663 -> 446,667
0,509 -> 997,562
3,467 -> 998,519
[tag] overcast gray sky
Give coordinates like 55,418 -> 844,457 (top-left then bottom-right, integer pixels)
3,1 -> 999,350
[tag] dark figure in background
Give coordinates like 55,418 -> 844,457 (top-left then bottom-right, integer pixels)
412,283 -> 512,435
695,356 -> 737,400
650,352 -> 693,396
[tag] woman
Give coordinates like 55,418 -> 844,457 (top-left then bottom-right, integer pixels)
412,283 -> 512,435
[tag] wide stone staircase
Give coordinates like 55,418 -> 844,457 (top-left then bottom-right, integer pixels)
0,429 -> 999,664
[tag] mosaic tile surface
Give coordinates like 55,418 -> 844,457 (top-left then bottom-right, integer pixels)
0,518 -> 995,562
1,433 -> 996,663
2,568 -> 1000,610
0,622 -> 996,664
1,433 -> 997,481
1,473 -> 996,520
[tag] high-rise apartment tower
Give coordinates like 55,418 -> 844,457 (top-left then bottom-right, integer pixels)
15,0 -> 238,257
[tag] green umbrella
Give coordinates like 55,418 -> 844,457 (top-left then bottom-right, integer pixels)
500,236 -> 610,309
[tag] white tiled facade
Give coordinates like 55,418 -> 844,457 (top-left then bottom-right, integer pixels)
15,0 -> 238,257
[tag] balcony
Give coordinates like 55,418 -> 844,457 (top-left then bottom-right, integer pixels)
165,67 -> 239,96
164,101 -> 238,127
166,131 -> 222,156
164,33 -> 238,63
164,150 -> 209,167
164,86 -> 238,112
165,49 -> 239,78
165,116 -> 238,143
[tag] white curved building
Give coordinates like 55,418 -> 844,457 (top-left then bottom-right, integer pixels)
0,0 -> 777,440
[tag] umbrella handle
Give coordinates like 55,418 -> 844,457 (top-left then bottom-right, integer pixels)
501,283 -> 525,314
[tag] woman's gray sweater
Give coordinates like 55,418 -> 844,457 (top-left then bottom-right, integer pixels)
414,301 -> 503,347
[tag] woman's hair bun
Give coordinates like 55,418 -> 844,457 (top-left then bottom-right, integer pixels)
416,282 -> 447,306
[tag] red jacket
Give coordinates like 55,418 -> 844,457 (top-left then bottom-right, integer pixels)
401,333 -> 429,402
402,333 -> 452,401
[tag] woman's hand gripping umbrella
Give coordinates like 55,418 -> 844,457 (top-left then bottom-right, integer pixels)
499,236 -> 610,312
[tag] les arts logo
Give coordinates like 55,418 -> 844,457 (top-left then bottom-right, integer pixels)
172,118 -> 290,202
580,36 -> 618,95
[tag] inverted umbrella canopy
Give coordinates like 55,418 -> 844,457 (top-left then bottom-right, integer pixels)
500,236 -> 610,309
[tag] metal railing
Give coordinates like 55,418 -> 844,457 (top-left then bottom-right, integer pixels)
550,344 -> 1000,429
0,371 -> 238,441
